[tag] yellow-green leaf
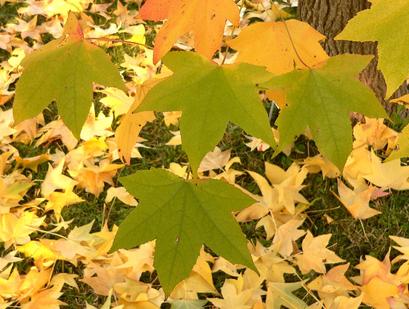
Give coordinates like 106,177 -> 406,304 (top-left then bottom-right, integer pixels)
336,0 -> 409,97
13,13 -> 125,138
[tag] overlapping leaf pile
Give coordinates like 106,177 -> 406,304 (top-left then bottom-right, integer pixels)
1,0 -> 409,308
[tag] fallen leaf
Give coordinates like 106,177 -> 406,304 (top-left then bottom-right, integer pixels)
296,231 -> 344,274
302,155 -> 340,178
336,180 -> 381,220
266,281 -> 308,309
272,219 -> 306,257
198,147 -> 231,173
41,159 -> 77,197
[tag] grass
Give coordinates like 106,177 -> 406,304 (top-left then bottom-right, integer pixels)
300,171 -> 409,268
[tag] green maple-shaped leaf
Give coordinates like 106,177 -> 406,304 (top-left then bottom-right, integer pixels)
136,51 -> 275,175
262,54 -> 386,169
336,0 -> 409,97
13,12 -> 125,138
111,169 -> 255,294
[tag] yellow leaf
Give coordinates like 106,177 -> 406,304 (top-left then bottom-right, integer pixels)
365,151 -> 409,191
245,135 -> 271,152
0,212 -> 44,248
166,130 -> 182,146
336,180 -> 381,220
0,177 -> 32,214
15,267 -> 52,302
0,267 -> 21,300
92,224 -> 118,256
0,151 -> 12,176
353,117 -> 397,152
50,273 -> 78,291
41,159 -> 77,197
266,281 -> 307,309
116,82 -> 156,164
65,138 -> 108,173
296,231 -> 344,274
74,161 -> 123,196
211,157 -> 244,185
38,0 -> 91,18
21,286 -> 65,309
391,93 -> 409,108
44,190 -> 84,220
356,255 -> 398,286
331,295 -> 363,309
308,264 -> 356,308
247,170 -> 276,213
244,2 -> 289,22
114,279 -> 164,308
265,89 -> 287,110
0,109 -> 16,141
271,219 -> 306,257
115,243 -> 155,279
249,242 -> 295,283
265,162 -> 309,214
105,187 -> 138,206
361,277 -> 398,309
303,155 -> 340,179
80,109 -> 114,141
16,154 -> 50,172
49,221 -> 106,263
122,24 -> 146,45
212,256 -> 240,277
17,241 -> 62,268
163,111 -> 182,127
36,120 -> 78,151
228,20 -> 328,75
344,148 -> 409,191
99,87 -> 134,116
170,249 -> 217,299
0,251 -> 21,270
208,270 -> 264,309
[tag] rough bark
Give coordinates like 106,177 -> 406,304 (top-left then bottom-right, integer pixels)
298,0 -> 408,113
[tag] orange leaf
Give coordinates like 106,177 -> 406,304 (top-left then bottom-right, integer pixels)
140,0 -> 240,63
140,0 -> 173,21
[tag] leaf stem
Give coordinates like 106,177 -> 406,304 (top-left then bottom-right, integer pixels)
185,165 -> 191,180
87,37 -> 150,49
272,0 -> 312,70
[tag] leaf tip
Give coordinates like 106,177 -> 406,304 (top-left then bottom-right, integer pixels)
63,11 -> 84,39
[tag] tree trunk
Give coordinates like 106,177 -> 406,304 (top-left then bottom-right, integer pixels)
298,0 -> 408,112
298,0 -> 370,55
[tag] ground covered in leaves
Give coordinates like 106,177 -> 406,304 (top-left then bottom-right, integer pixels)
2,1 -> 409,308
